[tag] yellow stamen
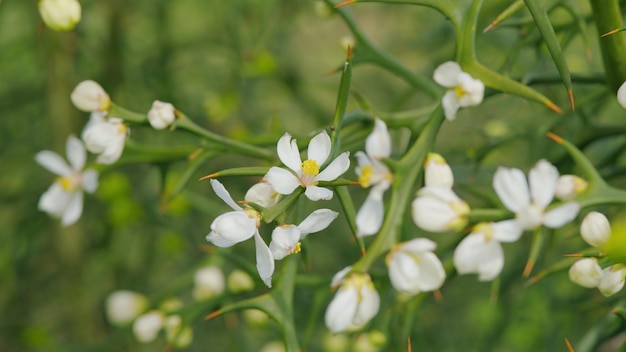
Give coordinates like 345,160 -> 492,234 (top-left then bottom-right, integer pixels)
358,164 -> 373,187
454,85 -> 466,99
244,208 -> 262,228
56,176 -> 74,191
301,159 -> 320,176
291,242 -> 302,254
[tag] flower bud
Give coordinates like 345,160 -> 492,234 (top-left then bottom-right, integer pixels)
618,81 -> 626,109
227,269 -> 255,293
133,311 -> 164,343
324,272 -> 380,333
82,116 -> 128,165
243,309 -> 270,327
354,331 -> 387,352
147,100 -> 176,130
164,315 -> 193,348
386,238 -> 445,295
323,332 -> 350,352
555,175 -> 588,201
105,290 -> 148,327
245,181 -> 280,208
598,265 -> 626,297
38,0 -> 81,31
424,153 -> 454,188
411,187 -> 469,232
192,266 -> 225,300
580,212 -> 611,249
71,80 -> 110,112
260,341 -> 286,352
569,258 -> 602,288
159,298 -> 183,313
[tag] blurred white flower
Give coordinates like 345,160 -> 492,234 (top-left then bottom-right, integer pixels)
147,100 -> 176,130
324,272 -> 380,333
164,315 -> 193,349
105,290 -> 148,327
618,81 -> 626,109
36,135 -> 98,226
424,153 -> 454,189
555,174 -> 588,201
71,80 -> 110,112
227,269 -> 255,293
386,238 -> 446,295
245,180 -> 280,208
580,211 -> 611,250
38,0 -> 81,31
569,258 -> 602,288
453,221 -> 522,281
81,113 -> 128,165
598,265 -> 626,297
355,119 -> 393,237
433,61 -> 484,121
192,266 -> 225,300
133,311 -> 164,343
269,209 -> 338,260
260,341 -> 286,352
265,131 -> 350,201
411,186 -> 470,232
493,159 -> 580,231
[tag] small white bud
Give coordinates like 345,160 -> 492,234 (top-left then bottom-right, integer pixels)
164,315 -> 193,348
133,311 -> 164,343
555,175 -> 588,201
227,269 -> 255,293
105,290 -> 148,327
38,0 -> 81,31
580,212 -> 611,249
569,258 -> 602,288
71,80 -> 110,112
192,266 -> 225,300
147,100 -> 176,130
424,153 -> 454,188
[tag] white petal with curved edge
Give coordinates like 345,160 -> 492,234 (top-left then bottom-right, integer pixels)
66,135 -> 86,170
205,231 -> 237,248
411,195 -> 457,232
366,119 -> 391,159
356,191 -> 384,237
388,252 -> 421,294
454,233 -> 504,281
618,81 -> 626,108
36,151 -> 72,176
399,238 -> 437,254
304,186 -> 333,201
82,169 -> 99,193
354,151 -> 372,174
352,284 -> 379,327
316,152 -> 350,182
38,183 -> 70,217
61,192 -> 83,226
307,131 -> 331,166
297,209 -> 338,237
599,266 -> 626,297
441,91 -> 460,121
529,159 -> 558,208
325,286 -> 358,333
276,133 -> 302,173
493,167 -> 530,213
330,266 -> 352,288
210,211 -> 257,243
209,179 -> 242,211
269,225 -> 301,260
569,258 -> 602,288
254,232 -> 274,288
414,251 -> 446,291
433,61 -> 462,87
543,202 -> 580,228
265,167 -> 301,195
491,220 -> 524,243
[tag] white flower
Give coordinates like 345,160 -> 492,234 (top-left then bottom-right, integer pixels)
269,209 -> 338,260
453,221 -> 522,281
493,159 -> 580,231
424,153 -> 454,189
555,175 -> 588,201
245,180 -> 280,208
38,0 -> 81,31
618,81 -> 626,109
433,61 -> 484,121
192,266 -> 225,300
386,238 -> 445,295
355,119 -> 393,237
569,258 -> 602,288
164,315 -> 193,348
36,135 -> 98,226
105,290 -> 148,327
265,131 -> 350,201
147,100 -> 176,130
598,265 -> 626,297
133,311 -> 164,343
324,272 -> 380,333
580,211 -> 611,250
205,179 -> 274,287
71,80 -> 110,112
81,113 -> 128,164
411,186 -> 470,232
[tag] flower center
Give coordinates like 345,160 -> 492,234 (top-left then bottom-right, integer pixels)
56,175 -> 76,191
358,165 -> 373,188
516,204 -> 543,230
291,242 -> 302,255
454,85 -> 466,99
300,159 -> 320,186
244,208 -> 262,228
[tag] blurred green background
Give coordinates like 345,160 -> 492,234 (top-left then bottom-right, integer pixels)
1,0 -> 625,351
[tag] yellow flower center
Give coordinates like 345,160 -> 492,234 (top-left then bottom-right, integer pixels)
291,242 -> 302,255
301,159 -> 320,176
244,208 -> 262,228
454,85 -> 466,99
118,123 -> 129,135
358,165 -> 373,188
56,176 -> 75,191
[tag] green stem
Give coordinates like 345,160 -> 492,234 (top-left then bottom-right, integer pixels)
109,103 -> 148,124
590,0 -> 626,92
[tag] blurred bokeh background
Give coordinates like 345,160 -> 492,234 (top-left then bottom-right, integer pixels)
1,0 -> 625,351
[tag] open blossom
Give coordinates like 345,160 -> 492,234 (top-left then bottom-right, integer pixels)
269,209 -> 338,260
386,238 -> 445,295
245,180 -> 280,208
71,80 -> 110,112
265,131 -> 350,201
325,272 -> 380,333
493,159 -> 580,231
147,100 -> 176,130
355,119 -> 393,237
38,0 -> 81,31
82,113 -> 128,165
205,179 -> 274,287
453,221 -> 522,281
412,186 -> 470,232
105,290 -> 148,327
433,61 -> 484,121
36,135 -> 98,226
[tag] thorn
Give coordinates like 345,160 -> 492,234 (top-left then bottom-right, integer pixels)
346,44 -> 352,60
433,289 -> 443,302
335,0 -> 356,8
199,173 -> 217,181
188,148 -> 203,161
199,245 -> 214,253
565,338 -> 574,352
407,336 -> 412,352
568,90 -> 575,112
546,132 -> 563,144
522,260 -> 534,278
601,29 -> 620,38
360,246 -> 366,257
205,310 -> 222,321
545,101 -> 563,114
563,253 -> 583,257
483,22 -> 496,33
350,181 -> 360,186
526,274 -> 540,286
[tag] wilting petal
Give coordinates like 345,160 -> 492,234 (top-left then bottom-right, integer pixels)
433,61 -> 462,87
529,159 -> 558,209
308,131 -> 331,166
297,209 -> 338,237
35,151 -> 72,176
210,179 -> 242,211
365,119 -> 391,159
316,152 -> 350,182
254,232 -> 274,288
265,167 -> 301,195
543,202 -> 580,228
454,231 -> 504,281
276,133 -> 302,173
66,135 -> 86,170
305,186 -> 333,201
493,166 -> 530,213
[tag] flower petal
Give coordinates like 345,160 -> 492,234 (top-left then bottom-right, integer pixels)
413,251 -> 446,292
491,219 -> 523,243
315,152 -> 350,182
529,159 -> 558,209
618,81 -> 626,109
356,189 -> 384,237
365,119 -> 391,159
543,202 -> 580,228
254,232 -> 274,288
307,131 -> 331,166
433,61 -> 462,87
325,286 -> 358,333
35,151 -> 72,176
82,169 -> 99,193
297,209 -> 338,237
38,183 -> 70,217
269,225 -> 301,260
441,90 -> 460,121
210,211 -> 257,243
453,232 -> 504,281
352,283 -> 380,327
304,186 -> 333,201
276,133 -> 302,173
210,179 -> 242,211
493,166 -> 530,213
265,167 -> 301,195
399,238 -> 437,254
66,135 -> 86,170
61,192 -> 83,226
205,231 -> 237,248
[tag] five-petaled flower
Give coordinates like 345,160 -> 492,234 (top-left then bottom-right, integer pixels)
433,61 -> 484,121
36,135 -> 98,226
386,238 -> 446,294
269,209 -> 338,260
355,119 -> 393,237
324,270 -> 380,333
265,131 -> 350,201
